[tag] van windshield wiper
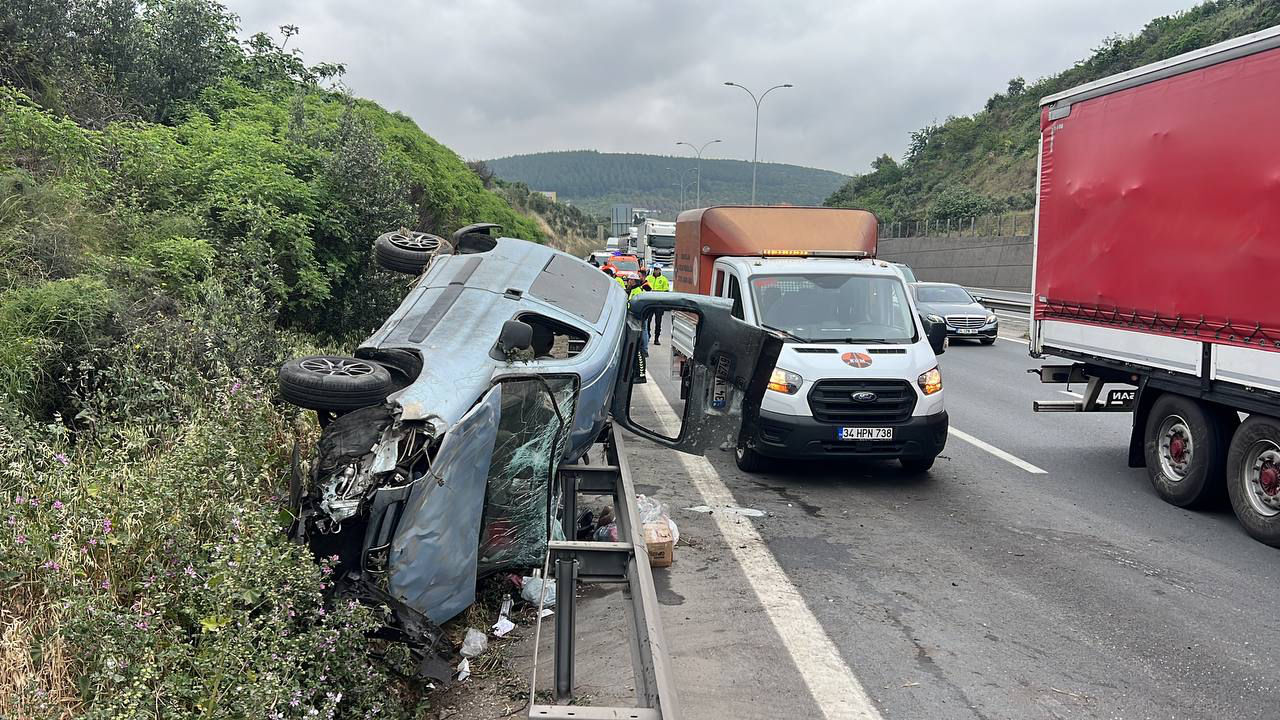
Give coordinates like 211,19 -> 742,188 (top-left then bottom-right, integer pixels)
760,324 -> 809,343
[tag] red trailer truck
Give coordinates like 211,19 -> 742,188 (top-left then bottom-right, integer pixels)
1031,26 -> 1280,545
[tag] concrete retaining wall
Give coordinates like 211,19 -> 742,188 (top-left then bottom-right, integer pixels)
878,235 -> 1032,291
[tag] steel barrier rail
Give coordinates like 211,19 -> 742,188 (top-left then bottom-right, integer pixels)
964,287 -> 1032,314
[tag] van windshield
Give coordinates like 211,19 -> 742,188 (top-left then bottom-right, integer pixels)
749,274 -> 917,344
610,257 -> 639,271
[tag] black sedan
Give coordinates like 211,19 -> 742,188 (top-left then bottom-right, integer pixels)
912,282 -> 998,344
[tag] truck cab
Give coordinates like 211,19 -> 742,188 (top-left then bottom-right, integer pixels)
705,255 -> 948,471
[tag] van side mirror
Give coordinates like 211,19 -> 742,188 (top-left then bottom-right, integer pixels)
922,315 -> 947,355
611,293 -> 782,455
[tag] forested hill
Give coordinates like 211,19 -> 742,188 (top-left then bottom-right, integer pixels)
824,0 -> 1280,222
485,150 -> 849,219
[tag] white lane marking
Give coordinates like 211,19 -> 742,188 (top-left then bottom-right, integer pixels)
948,426 -> 1048,474
1059,390 -> 1083,398
635,380 -> 883,720
997,335 -> 1029,345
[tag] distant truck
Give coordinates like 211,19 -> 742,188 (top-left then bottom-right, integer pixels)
670,206 -> 950,473
1030,27 -> 1280,546
636,219 -> 677,269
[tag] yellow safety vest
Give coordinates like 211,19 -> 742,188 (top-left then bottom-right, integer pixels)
648,274 -> 670,292
616,277 -> 627,289
629,286 -> 646,301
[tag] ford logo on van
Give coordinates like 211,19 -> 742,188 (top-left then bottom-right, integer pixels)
851,391 -> 878,403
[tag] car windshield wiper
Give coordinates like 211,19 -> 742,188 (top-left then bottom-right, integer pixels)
760,324 -> 809,343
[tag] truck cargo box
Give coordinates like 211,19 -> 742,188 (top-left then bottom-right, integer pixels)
1034,27 -> 1280,362
674,206 -> 877,295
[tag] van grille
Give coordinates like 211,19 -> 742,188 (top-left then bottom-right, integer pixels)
807,379 -> 916,424
946,315 -> 987,329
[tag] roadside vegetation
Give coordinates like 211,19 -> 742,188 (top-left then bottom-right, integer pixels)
825,0 -> 1280,221
0,1 -> 545,717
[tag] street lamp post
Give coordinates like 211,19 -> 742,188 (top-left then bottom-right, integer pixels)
676,138 -> 722,208
723,82 -> 793,205
666,166 -> 699,212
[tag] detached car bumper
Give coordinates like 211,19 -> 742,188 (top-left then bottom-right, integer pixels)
748,409 -> 948,460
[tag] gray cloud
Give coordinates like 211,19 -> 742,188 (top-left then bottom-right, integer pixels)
224,0 -> 1195,174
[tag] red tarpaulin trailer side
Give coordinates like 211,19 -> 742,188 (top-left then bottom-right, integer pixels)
1034,43 -> 1280,351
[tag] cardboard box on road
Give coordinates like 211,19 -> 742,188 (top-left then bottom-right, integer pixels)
643,521 -> 674,568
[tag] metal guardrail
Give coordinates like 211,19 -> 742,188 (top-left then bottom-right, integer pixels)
965,287 -> 1032,314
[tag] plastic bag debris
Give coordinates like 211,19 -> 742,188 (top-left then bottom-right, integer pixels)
637,495 -> 679,544
493,596 -> 516,637
460,628 -> 488,658
456,657 -> 471,682
685,504 -> 765,517
521,570 -> 557,607
593,522 -> 618,542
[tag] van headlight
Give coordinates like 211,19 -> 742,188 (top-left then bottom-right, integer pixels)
918,367 -> 942,395
767,368 -> 803,395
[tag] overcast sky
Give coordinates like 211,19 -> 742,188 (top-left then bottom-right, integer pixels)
225,0 -> 1196,175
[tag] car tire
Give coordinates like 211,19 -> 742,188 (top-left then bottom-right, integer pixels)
1142,394 -> 1231,508
375,230 -> 450,274
734,442 -> 769,473
900,456 -> 935,473
1226,415 -> 1280,547
279,355 -> 393,412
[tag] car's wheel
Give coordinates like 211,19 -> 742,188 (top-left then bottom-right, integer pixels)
279,355 -> 393,412
980,337 -> 996,346
900,456 -> 935,473
734,442 -> 769,473
375,230 -> 450,274
1226,415 -> 1280,547
1142,394 -> 1231,508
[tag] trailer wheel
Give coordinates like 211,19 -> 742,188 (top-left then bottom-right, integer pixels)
1226,415 -> 1280,547
1142,394 -> 1230,508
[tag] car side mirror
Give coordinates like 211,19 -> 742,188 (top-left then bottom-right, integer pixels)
922,315 -> 947,355
611,293 -> 783,455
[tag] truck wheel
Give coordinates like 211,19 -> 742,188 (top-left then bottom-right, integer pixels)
734,442 -> 769,473
375,230 -> 450,274
279,355 -> 393,412
1226,415 -> 1280,547
900,456 -> 935,473
1142,394 -> 1230,508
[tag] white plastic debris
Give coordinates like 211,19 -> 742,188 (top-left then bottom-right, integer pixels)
493,616 -> 516,637
521,570 -> 557,607
456,657 -> 471,682
460,628 -> 488,658
539,608 -> 554,618
684,504 -> 765,517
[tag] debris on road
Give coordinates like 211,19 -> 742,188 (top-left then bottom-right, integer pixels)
460,628 -> 488,658
520,571 -> 556,607
456,658 -> 471,682
685,504 -> 766,517
492,596 -> 516,637
644,521 -> 675,567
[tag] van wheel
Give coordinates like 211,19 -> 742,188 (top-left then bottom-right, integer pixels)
1142,394 -> 1230,508
375,230 -> 450,274
1226,415 -> 1280,547
734,442 -> 768,473
279,355 -> 393,412
900,456 -> 935,473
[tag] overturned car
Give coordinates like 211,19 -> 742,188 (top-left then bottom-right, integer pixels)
278,225 -> 781,670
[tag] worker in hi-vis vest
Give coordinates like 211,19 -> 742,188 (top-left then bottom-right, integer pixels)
647,265 -> 670,344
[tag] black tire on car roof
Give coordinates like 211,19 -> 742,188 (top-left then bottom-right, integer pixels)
375,230 -> 451,274
278,355 -> 394,411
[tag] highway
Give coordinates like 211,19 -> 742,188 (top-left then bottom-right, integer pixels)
616,331 -> 1280,720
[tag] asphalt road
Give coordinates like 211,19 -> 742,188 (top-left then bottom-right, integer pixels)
616,332 -> 1280,720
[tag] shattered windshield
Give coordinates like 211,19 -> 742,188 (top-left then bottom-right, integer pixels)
477,375 -> 578,574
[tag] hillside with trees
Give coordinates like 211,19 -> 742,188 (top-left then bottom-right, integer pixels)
824,0 -> 1280,222
485,150 -> 849,219
0,2 -> 545,717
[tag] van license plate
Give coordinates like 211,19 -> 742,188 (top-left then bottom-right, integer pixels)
838,427 -> 893,441
957,328 -> 978,335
